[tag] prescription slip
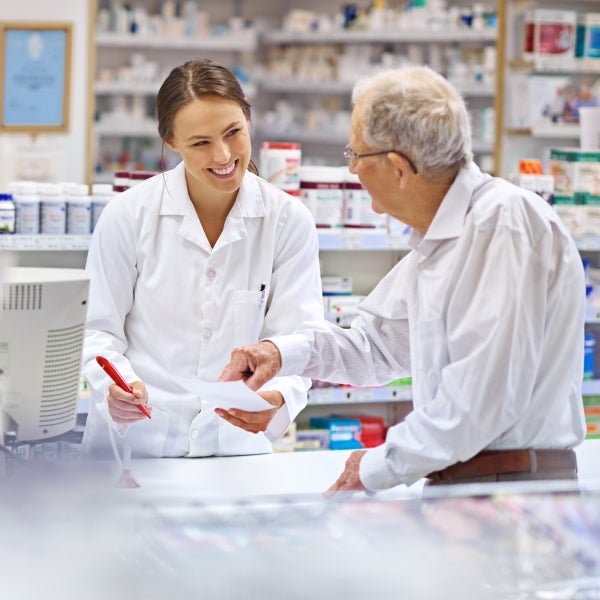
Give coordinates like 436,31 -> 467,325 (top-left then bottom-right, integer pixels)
173,376 -> 272,412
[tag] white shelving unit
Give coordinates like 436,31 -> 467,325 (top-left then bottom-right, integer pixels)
91,5 -> 258,183
494,0 -> 600,178
493,0 -> 600,417
256,22 -> 498,168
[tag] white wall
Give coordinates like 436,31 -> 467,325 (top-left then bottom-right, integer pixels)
0,0 -> 93,189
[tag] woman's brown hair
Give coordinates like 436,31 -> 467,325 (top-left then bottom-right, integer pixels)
156,59 -> 258,175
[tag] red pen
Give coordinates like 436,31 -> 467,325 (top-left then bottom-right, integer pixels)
96,355 -> 152,419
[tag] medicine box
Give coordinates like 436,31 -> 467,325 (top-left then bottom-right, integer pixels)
575,13 -> 600,68
583,395 -> 600,439
514,174 -> 555,203
321,275 -> 352,296
550,148 -> 600,201
324,295 -> 365,327
332,414 -> 386,448
309,416 -> 363,450
553,204 -> 584,238
523,9 -> 578,69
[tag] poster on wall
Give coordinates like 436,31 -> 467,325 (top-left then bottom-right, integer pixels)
0,22 -> 72,133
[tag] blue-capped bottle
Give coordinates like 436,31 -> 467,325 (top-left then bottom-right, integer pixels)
0,193 -> 16,234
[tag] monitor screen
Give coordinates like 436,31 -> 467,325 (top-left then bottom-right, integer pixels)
0,267 -> 90,444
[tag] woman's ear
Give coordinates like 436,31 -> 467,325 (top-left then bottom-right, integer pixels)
164,138 -> 177,152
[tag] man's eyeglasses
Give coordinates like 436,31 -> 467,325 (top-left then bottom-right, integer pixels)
343,145 -> 418,174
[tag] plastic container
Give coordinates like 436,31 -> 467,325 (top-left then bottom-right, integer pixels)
66,184 -> 92,234
13,181 -> 40,234
299,165 -> 345,228
129,170 -> 158,186
260,142 -> 301,196
39,183 -> 67,235
91,183 -> 114,231
0,193 -> 16,234
113,170 -> 130,193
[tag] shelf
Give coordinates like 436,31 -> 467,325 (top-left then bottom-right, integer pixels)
262,28 -> 497,45
256,127 -> 347,145
260,79 -> 354,94
530,123 -> 580,139
95,81 -> 257,98
95,30 -> 257,52
6,232 -> 600,254
95,81 -> 162,95
0,231 -> 411,252
308,385 -> 412,405
582,379 -> 600,396
317,229 -> 410,250
0,235 -> 92,250
259,78 -> 494,98
94,122 -> 157,137
472,141 -> 494,154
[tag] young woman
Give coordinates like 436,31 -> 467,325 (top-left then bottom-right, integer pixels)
81,59 -> 323,458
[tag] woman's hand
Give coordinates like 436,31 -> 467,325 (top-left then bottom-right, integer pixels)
214,390 -> 284,434
106,380 -> 151,424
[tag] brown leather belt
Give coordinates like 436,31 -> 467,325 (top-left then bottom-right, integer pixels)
426,449 -> 577,482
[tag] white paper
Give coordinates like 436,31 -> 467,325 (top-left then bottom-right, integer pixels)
172,376 -> 272,412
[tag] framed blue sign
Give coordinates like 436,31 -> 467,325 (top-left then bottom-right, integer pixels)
0,22 -> 72,132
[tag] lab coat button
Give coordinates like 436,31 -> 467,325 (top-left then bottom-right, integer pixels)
191,430 -> 199,440
206,269 -> 216,281
202,328 -> 212,340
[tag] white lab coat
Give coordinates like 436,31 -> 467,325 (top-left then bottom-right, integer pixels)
82,162 -> 323,458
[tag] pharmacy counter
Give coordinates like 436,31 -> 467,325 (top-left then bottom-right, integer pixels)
2,442 -> 599,600
116,438 -> 600,500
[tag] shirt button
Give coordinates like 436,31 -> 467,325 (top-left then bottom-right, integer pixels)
206,268 -> 216,281
191,430 -> 199,440
202,328 -> 212,340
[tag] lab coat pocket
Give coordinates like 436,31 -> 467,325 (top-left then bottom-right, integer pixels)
233,289 -> 266,346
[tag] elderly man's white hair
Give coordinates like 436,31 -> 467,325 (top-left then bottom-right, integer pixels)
352,66 -> 473,182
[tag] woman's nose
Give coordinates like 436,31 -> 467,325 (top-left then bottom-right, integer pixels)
213,141 -> 231,164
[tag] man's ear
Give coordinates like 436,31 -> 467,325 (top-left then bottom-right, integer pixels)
388,152 -> 411,189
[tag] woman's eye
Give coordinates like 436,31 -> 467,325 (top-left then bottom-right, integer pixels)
226,128 -> 241,138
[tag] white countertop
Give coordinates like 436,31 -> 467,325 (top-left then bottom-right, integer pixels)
106,438 -> 600,501
2,440 -> 599,600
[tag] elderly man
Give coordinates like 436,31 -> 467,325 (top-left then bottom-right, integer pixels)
218,66 -> 586,494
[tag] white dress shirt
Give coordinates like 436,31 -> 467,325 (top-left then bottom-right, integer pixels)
273,162 -> 587,490
82,162 -> 323,458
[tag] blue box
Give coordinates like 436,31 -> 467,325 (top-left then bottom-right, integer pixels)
309,416 -> 363,450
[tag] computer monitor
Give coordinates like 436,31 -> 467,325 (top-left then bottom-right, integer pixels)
0,267 -> 90,444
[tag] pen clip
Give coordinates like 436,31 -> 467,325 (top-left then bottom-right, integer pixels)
259,282 -> 266,310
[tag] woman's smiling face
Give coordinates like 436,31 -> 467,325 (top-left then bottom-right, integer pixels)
165,95 -> 251,202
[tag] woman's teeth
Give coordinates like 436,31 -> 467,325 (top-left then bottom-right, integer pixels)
212,163 -> 236,175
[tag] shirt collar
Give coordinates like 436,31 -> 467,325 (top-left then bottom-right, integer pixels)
159,161 -> 267,218
410,161 -> 489,251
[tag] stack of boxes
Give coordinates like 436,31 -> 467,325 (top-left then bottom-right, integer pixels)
550,148 -> 600,242
550,149 -> 600,439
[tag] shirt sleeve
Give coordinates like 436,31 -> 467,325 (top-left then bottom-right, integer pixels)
272,258 -> 413,386
81,196 -> 141,393
257,197 -> 325,442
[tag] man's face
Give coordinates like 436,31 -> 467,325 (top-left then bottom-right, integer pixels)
348,102 -> 398,218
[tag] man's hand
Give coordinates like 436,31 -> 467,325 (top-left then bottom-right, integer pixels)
106,380 -> 151,424
214,390 -> 284,434
325,450 -> 369,495
219,341 -> 282,391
